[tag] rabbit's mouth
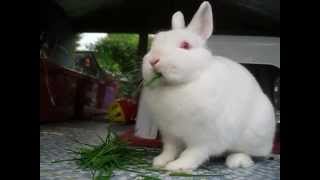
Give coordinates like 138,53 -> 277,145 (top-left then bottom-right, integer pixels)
151,68 -> 164,78
144,72 -> 163,87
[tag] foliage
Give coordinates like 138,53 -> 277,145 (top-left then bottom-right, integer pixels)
92,34 -> 143,97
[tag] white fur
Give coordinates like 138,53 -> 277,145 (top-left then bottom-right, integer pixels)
188,1 -> 214,40
140,1 -> 275,171
226,153 -> 254,169
172,11 -> 185,29
134,92 -> 159,139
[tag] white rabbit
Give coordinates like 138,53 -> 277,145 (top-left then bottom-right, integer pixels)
139,1 -> 275,171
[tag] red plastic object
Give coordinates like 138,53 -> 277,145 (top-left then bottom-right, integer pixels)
120,128 -> 162,148
117,99 -> 138,123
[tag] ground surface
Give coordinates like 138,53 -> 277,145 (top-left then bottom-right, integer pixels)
40,121 -> 280,180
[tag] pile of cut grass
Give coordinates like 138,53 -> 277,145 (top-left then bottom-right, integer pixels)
60,128 -> 159,179
53,126 -> 225,180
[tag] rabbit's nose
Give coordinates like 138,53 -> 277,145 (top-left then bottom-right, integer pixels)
150,58 -> 160,67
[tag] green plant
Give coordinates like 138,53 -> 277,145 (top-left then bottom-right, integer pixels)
92,34 -> 142,97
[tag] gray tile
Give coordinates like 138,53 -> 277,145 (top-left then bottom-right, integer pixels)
40,120 -> 280,180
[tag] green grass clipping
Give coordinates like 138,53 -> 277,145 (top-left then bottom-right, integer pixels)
52,126 -> 225,180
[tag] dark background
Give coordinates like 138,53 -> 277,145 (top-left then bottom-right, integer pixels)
40,0 -> 280,36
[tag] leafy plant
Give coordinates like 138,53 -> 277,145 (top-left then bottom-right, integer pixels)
91,34 -> 142,98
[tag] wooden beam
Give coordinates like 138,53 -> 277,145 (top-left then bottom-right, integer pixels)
137,32 -> 148,60
135,32 -> 149,98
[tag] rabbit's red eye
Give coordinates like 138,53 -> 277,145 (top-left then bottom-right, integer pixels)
180,41 -> 191,50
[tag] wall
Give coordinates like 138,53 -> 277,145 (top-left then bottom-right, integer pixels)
207,35 -> 280,68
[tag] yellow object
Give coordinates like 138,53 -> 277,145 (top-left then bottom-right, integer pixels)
106,101 -> 126,123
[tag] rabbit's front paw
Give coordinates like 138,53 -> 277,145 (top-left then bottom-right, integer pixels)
153,154 -> 174,168
226,153 -> 254,169
164,160 -> 196,171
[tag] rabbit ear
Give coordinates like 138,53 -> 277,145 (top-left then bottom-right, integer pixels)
187,1 -> 213,40
172,11 -> 185,29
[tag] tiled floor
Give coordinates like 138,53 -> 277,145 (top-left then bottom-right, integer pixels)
40,120 -> 280,180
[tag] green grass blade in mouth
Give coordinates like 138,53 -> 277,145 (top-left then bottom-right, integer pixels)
144,73 -> 162,87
